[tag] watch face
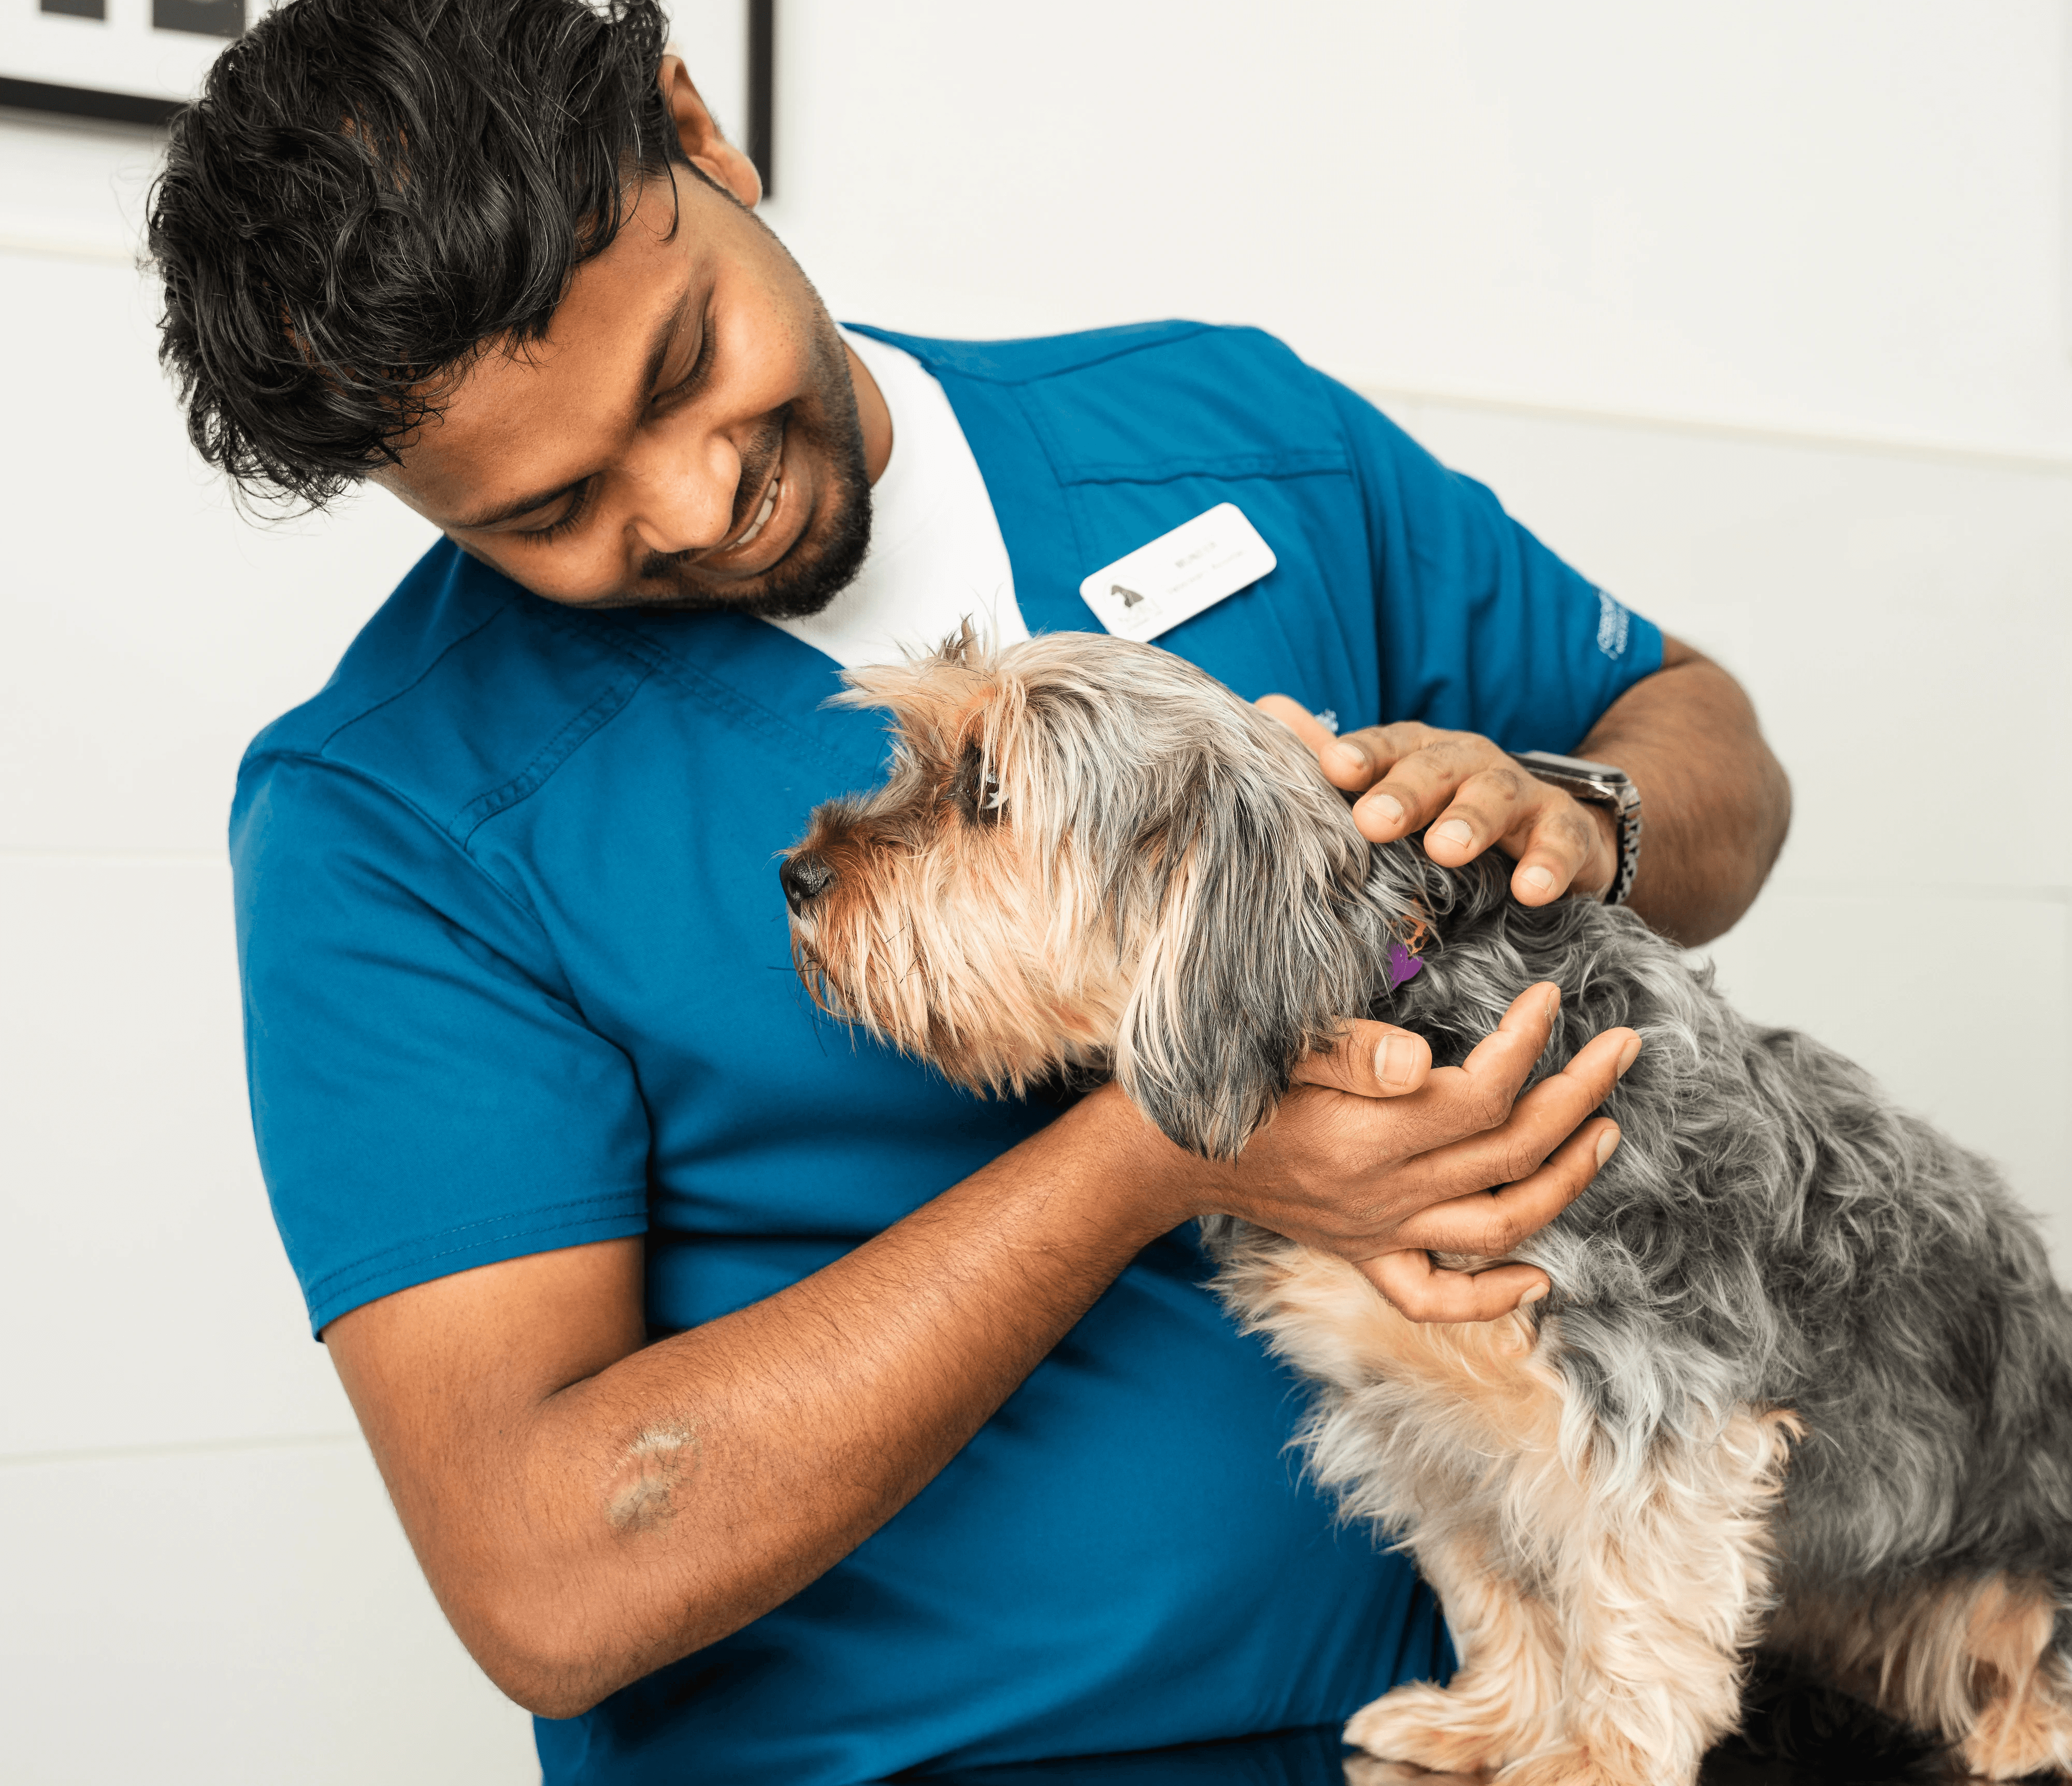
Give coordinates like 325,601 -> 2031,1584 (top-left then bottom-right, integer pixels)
1513,749 -> 1632,787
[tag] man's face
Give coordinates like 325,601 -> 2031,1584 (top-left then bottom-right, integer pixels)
376,165 -> 872,614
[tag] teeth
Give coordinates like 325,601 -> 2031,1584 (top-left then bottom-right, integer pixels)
734,468 -> 781,549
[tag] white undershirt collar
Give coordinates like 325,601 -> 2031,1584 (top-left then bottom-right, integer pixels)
762,328 -> 1028,670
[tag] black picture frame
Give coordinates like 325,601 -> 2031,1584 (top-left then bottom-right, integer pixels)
3,0 -> 246,126
0,74 -> 180,127
746,0 -> 774,198
2,0 -> 777,155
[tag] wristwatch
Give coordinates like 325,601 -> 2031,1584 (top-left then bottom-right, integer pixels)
1506,750 -> 1643,907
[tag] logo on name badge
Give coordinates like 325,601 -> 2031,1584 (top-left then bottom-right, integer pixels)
1079,504 -> 1277,643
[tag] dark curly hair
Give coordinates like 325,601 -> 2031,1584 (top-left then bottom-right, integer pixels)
147,0 -> 688,510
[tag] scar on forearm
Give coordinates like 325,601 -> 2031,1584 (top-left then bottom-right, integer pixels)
605,1424 -> 702,1533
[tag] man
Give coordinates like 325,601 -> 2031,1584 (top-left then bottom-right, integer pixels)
150,1 -> 1790,1778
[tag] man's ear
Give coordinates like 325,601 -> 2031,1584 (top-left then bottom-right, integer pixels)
658,52 -> 761,209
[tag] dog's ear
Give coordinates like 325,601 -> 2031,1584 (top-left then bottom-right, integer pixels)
1111,767 -> 1374,1161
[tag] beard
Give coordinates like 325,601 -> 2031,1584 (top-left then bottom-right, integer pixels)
622,307 -> 873,619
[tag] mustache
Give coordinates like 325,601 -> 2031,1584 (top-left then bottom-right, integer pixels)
639,409 -> 789,582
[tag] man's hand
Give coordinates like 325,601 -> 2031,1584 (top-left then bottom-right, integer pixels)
1130,983 -> 1637,1323
1260,637 -> 1795,945
1258,696 -> 1616,907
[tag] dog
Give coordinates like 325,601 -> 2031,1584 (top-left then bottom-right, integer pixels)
779,627 -> 2072,1785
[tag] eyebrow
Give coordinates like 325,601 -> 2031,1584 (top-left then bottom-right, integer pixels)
449,284 -> 699,532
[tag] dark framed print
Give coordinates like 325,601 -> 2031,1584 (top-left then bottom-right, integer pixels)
1,0 -> 269,126
2,2 -> 772,163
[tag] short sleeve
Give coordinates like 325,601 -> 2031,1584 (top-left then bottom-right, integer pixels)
1318,375 -> 1663,751
232,754 -> 651,1336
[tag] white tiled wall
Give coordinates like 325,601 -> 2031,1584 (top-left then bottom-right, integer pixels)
4,2 -> 2069,1777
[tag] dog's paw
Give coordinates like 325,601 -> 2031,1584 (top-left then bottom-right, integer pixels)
1340,1758 -> 1482,1786
1345,1682 -> 1520,1774
1491,1744 -> 1685,1786
1961,1687 -> 2072,1780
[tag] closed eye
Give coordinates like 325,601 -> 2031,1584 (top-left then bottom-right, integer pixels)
513,480 -> 595,544
648,294 -> 719,417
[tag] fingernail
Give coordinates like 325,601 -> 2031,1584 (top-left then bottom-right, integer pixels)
1542,985 -> 1561,1021
1595,1127 -> 1621,1166
1332,742 -> 1369,773
1363,792 -> 1404,826
1521,865 -> 1555,895
1520,1284 -> 1549,1306
1376,1033 -> 1420,1091
1434,818 -> 1473,848
1616,1036 -> 1641,1076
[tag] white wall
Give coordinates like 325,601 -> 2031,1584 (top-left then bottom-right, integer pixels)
0,110 -> 532,1786
766,0 -> 2072,1257
3,3 -> 2067,1778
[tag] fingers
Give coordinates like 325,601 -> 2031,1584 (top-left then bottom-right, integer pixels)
1252,710 -> 1610,905
1356,1249 -> 1554,1324
1453,981 -> 1562,1083
1358,1095 -> 1632,1324
1398,761 -> 1603,904
1252,702 -> 1442,810
1421,764 -> 1560,870
1387,752 -> 1535,856
1505,797 -> 1616,905
1345,982 -> 1562,1159
1333,736 -> 1614,907
1343,728 -> 1497,841
1254,694 -> 1342,760
1418,770 -> 1612,906
1429,979 -> 1563,1122
1323,720 -> 1437,794
1394,1116 -> 1621,1255
1290,1020 -> 1433,1098
1404,1024 -> 1639,1204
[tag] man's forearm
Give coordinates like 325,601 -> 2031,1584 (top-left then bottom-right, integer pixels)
328,979 -> 1627,1718
1577,636 -> 1791,945
330,1089 -> 1190,1720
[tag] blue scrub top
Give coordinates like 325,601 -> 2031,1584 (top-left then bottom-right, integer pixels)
231,322 -> 1661,1784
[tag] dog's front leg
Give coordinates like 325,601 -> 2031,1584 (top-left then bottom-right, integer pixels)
1486,1403 -> 1798,1786
1344,1401 -> 1795,1786
1344,1525 -> 1563,1774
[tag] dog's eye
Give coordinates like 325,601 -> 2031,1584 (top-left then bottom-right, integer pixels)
951,743 -> 1008,825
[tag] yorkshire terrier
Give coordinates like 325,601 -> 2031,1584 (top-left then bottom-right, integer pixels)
779,628 -> 2072,1785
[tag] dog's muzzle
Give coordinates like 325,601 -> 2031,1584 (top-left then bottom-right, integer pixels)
780,850 -> 837,916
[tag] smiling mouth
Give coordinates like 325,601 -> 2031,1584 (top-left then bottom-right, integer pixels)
733,458 -> 783,550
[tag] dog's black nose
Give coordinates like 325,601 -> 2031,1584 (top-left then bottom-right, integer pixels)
780,851 -> 836,915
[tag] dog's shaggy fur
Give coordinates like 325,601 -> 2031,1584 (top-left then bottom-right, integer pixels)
781,628 -> 2072,1784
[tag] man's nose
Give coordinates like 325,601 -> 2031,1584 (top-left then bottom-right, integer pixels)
625,434 -> 742,558
780,851 -> 837,916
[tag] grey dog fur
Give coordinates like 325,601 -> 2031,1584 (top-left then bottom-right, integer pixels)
1358,849 -> 2072,1621
796,629 -> 2072,1730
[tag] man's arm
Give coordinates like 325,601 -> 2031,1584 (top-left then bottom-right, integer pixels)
1570,637 -> 1791,942
1263,635 -> 1791,945
326,989 -> 1635,1719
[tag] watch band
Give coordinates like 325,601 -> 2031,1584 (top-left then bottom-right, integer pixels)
1506,750 -> 1643,907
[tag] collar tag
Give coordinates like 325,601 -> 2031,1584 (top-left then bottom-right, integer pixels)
1077,503 -> 1277,642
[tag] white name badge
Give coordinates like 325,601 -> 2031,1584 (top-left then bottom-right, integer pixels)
1077,503 -> 1277,642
